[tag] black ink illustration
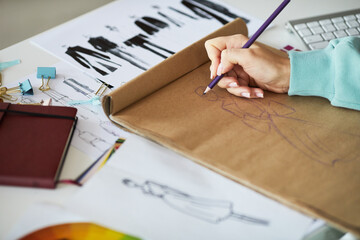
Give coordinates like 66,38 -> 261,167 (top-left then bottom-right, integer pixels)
168,6 -> 198,20
88,36 -> 148,71
61,0 -> 253,78
105,25 -> 119,32
124,34 -> 175,59
190,0 -> 249,23
135,16 -> 169,35
182,0 -> 249,24
123,178 -> 269,226
63,78 -> 94,97
195,87 -> 360,166
157,11 -> 184,27
65,46 -> 121,76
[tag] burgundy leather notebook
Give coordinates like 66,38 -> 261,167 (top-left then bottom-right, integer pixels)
0,103 -> 77,189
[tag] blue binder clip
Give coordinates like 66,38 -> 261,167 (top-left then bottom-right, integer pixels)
37,67 -> 56,91
0,79 -> 34,101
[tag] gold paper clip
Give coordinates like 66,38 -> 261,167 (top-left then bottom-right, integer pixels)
39,76 -> 51,91
67,83 -> 108,106
95,83 -> 108,97
17,100 -> 44,105
0,87 -> 17,101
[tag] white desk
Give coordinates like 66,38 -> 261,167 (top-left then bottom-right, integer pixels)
1,0 -> 359,239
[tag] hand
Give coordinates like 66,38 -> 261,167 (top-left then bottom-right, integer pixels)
204,34 -> 291,98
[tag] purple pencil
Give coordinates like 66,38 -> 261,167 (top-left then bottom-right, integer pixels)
203,0 -> 291,95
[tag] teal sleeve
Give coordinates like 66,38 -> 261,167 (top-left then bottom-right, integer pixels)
288,37 -> 360,111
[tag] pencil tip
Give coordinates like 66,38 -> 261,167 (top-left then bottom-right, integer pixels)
203,87 -> 210,95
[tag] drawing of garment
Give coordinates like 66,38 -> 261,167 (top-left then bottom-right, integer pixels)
88,36 -> 148,71
195,87 -> 360,166
123,179 -> 268,225
65,46 -> 120,76
135,16 -> 169,35
181,0 -> 249,25
124,34 -> 175,59
77,130 -> 110,151
189,0 -> 249,23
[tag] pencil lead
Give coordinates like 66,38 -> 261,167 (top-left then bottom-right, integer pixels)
203,86 -> 210,95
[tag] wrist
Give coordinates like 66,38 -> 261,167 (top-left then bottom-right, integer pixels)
279,57 -> 290,93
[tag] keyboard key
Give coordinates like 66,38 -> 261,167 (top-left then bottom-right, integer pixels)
319,19 -> 332,25
334,21 -> 348,30
332,17 -> 344,23
307,21 -> 320,27
346,28 -> 359,36
294,23 -> 307,30
321,32 -> 336,40
310,26 -> 324,34
309,41 -> 329,50
298,28 -> 312,37
356,13 -> 360,19
323,24 -> 336,32
347,20 -> 360,28
303,34 -> 323,44
344,15 -> 356,21
334,30 -> 348,38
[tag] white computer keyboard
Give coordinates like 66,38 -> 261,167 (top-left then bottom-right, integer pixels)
286,9 -> 360,50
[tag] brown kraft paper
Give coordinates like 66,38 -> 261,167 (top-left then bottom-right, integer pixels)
103,18 -> 360,236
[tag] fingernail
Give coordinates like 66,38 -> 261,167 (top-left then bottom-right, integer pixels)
216,63 -> 223,76
256,92 -> 264,98
228,82 -> 238,88
210,72 -> 214,79
241,92 -> 250,98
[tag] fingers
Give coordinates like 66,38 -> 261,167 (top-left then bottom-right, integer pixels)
217,77 -> 264,99
205,34 -> 250,79
227,86 -> 264,99
217,48 -> 254,75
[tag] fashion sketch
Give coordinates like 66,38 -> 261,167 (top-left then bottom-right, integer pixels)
88,36 -> 149,71
65,46 -> 121,76
122,178 -> 269,226
195,87 -> 360,166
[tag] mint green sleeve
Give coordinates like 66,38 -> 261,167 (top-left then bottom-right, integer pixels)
288,37 -> 360,111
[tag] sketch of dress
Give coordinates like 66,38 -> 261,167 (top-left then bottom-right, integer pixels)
195,86 -> 360,166
122,178 -> 269,226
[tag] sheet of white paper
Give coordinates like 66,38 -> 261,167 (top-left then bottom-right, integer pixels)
31,0 -> 263,88
66,134 -> 313,240
5,203 -> 86,240
12,61 -> 130,160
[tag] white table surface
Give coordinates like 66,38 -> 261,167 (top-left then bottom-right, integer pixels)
1,0 -> 359,239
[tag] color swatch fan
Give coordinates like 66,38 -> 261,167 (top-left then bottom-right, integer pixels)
19,222 -> 141,240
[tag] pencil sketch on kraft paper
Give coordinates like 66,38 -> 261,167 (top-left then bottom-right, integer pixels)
195,86 -> 360,166
122,178 -> 269,226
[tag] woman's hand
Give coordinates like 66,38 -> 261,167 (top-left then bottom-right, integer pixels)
205,34 -> 291,98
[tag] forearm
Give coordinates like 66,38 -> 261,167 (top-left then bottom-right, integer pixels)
288,37 -> 360,111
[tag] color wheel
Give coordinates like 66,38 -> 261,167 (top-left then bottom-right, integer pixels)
19,222 -> 141,240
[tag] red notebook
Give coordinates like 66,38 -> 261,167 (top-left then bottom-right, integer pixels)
0,103 -> 77,189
